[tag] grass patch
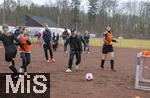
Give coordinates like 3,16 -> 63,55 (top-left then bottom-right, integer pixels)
89,38 -> 150,49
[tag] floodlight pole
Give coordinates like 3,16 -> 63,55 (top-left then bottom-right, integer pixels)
3,0 -> 6,24
57,15 -> 60,27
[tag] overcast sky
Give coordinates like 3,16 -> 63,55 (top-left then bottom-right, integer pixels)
0,0 -> 149,9
0,0 -> 149,5
23,0 -> 150,6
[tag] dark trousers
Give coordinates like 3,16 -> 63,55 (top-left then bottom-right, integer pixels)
84,42 -> 90,52
68,51 -> 81,69
20,52 -> 31,72
52,42 -> 58,51
43,44 -> 53,60
9,59 -> 19,75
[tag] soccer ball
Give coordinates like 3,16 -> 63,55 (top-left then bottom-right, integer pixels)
85,73 -> 93,81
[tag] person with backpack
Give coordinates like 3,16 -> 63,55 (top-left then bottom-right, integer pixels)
62,28 -> 69,51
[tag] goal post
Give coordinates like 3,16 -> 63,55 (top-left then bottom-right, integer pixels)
135,52 -> 150,91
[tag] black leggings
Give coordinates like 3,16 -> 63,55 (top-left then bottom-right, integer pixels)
5,49 -> 17,62
43,44 -> 53,60
5,49 -> 18,75
52,42 -> 58,51
20,52 -> 31,72
9,59 -> 18,75
68,51 -> 81,69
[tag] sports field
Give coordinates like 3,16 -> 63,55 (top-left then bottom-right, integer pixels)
0,43 -> 150,98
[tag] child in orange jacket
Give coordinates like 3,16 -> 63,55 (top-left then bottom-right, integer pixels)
18,27 -> 31,75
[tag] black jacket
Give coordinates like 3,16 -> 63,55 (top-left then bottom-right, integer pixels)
0,32 -> 24,61
62,30 -> 69,40
42,29 -> 52,44
83,34 -> 90,43
64,35 -> 86,52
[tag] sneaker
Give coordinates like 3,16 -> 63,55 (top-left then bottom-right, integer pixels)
13,74 -> 19,79
111,69 -> 117,72
87,52 -> 90,54
46,60 -> 50,63
19,68 -> 24,73
51,58 -> 55,62
100,65 -> 104,69
66,69 -> 72,73
83,51 -> 85,54
19,74 -> 22,78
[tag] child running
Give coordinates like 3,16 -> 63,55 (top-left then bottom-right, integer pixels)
17,27 -> 31,75
0,24 -> 24,78
100,25 -> 117,72
64,29 -> 86,73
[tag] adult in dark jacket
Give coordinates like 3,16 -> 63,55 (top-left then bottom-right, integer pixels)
0,24 -> 24,78
64,29 -> 86,73
42,24 -> 55,63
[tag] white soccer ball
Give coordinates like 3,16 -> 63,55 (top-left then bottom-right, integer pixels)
85,73 -> 93,81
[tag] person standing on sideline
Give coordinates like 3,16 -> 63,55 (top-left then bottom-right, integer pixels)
100,25 -> 117,72
52,32 -> 59,51
83,30 -> 90,54
0,24 -> 25,78
34,31 -> 42,47
62,28 -> 69,51
17,27 -> 31,75
42,24 -> 55,63
64,29 -> 86,73
14,26 -> 22,37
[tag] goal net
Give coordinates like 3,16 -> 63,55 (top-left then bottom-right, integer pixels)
135,52 -> 150,91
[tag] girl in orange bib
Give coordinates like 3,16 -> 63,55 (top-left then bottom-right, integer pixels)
18,27 -> 31,75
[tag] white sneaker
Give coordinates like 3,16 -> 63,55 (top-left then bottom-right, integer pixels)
83,51 -> 85,54
19,68 -> 24,73
51,58 -> 55,62
24,72 -> 28,76
66,69 -> 72,73
88,52 -> 90,54
19,74 -> 22,78
46,60 -> 50,63
13,74 -> 19,79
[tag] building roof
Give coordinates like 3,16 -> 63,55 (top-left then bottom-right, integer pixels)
26,15 -> 57,27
